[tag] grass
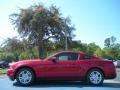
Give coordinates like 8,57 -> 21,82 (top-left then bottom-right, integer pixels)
0,68 -> 6,75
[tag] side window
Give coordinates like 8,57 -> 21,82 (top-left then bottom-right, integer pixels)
58,55 -> 68,60
83,55 -> 91,59
68,53 -> 79,60
55,52 -> 79,61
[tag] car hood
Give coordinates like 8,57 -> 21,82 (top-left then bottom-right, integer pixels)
9,59 -> 44,66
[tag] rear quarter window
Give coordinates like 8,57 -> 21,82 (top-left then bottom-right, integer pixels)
83,55 -> 91,59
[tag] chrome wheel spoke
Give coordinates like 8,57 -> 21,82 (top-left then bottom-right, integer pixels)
18,70 -> 32,84
89,71 -> 102,84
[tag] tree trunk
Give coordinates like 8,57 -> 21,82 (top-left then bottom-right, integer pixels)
38,42 -> 46,59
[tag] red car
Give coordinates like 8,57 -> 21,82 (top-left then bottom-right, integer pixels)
7,51 -> 116,86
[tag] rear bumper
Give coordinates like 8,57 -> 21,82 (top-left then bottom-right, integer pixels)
7,69 -> 15,81
105,73 -> 116,79
105,68 -> 117,79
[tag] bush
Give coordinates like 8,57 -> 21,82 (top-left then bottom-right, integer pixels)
0,68 -> 6,75
19,51 -> 39,60
0,53 -> 16,62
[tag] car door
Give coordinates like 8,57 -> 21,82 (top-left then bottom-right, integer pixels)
52,52 -> 80,77
37,52 -> 80,78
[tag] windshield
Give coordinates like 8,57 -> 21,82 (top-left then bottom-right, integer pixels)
44,53 -> 57,60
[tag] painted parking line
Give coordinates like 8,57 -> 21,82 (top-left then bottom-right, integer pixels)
105,80 -> 120,83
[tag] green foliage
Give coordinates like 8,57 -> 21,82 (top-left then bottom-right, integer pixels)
2,37 -> 26,60
87,43 -> 100,55
0,53 -> 16,62
71,41 -> 88,53
10,4 -> 75,59
94,48 -> 103,57
19,48 -> 39,60
0,3 -> 119,61
19,51 -> 31,60
102,36 -> 120,60
104,36 -> 116,48
0,68 -> 6,75
3,37 -> 24,52
1,38 -> 120,61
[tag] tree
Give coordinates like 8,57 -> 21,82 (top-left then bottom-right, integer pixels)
10,4 -> 75,59
87,43 -> 100,55
0,52 -> 16,62
103,36 -> 119,60
104,36 -> 116,48
71,41 -> 88,53
19,50 -> 39,60
104,38 -> 110,48
94,48 -> 103,58
102,48 -> 113,59
3,37 -> 24,52
3,37 -> 25,60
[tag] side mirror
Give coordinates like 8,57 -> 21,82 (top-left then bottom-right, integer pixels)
50,57 -> 57,62
51,57 -> 56,60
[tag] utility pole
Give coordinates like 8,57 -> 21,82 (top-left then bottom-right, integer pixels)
65,20 -> 68,50
65,29 -> 68,50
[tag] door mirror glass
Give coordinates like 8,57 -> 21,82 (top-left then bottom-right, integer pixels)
50,57 -> 57,61
50,57 -> 57,63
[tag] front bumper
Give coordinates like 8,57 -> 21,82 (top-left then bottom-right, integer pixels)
7,69 -> 15,81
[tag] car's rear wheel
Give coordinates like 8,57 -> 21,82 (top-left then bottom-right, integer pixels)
86,69 -> 104,85
16,68 -> 34,86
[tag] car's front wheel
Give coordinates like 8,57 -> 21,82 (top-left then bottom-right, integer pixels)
86,69 -> 104,85
16,68 -> 35,86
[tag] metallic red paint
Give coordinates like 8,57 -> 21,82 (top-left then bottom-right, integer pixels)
7,51 -> 116,82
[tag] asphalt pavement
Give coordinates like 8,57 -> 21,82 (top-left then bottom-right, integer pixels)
115,68 -> 120,81
0,68 -> 120,90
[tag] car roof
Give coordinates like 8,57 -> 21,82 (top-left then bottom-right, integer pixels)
56,51 -> 86,55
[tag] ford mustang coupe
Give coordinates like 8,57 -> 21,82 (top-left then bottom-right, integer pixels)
7,51 -> 116,86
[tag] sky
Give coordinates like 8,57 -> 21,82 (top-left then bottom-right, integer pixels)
0,0 -> 120,47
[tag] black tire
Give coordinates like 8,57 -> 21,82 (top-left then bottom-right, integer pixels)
16,68 -> 35,86
86,69 -> 104,85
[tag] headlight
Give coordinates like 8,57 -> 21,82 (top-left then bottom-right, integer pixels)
8,62 -> 15,69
